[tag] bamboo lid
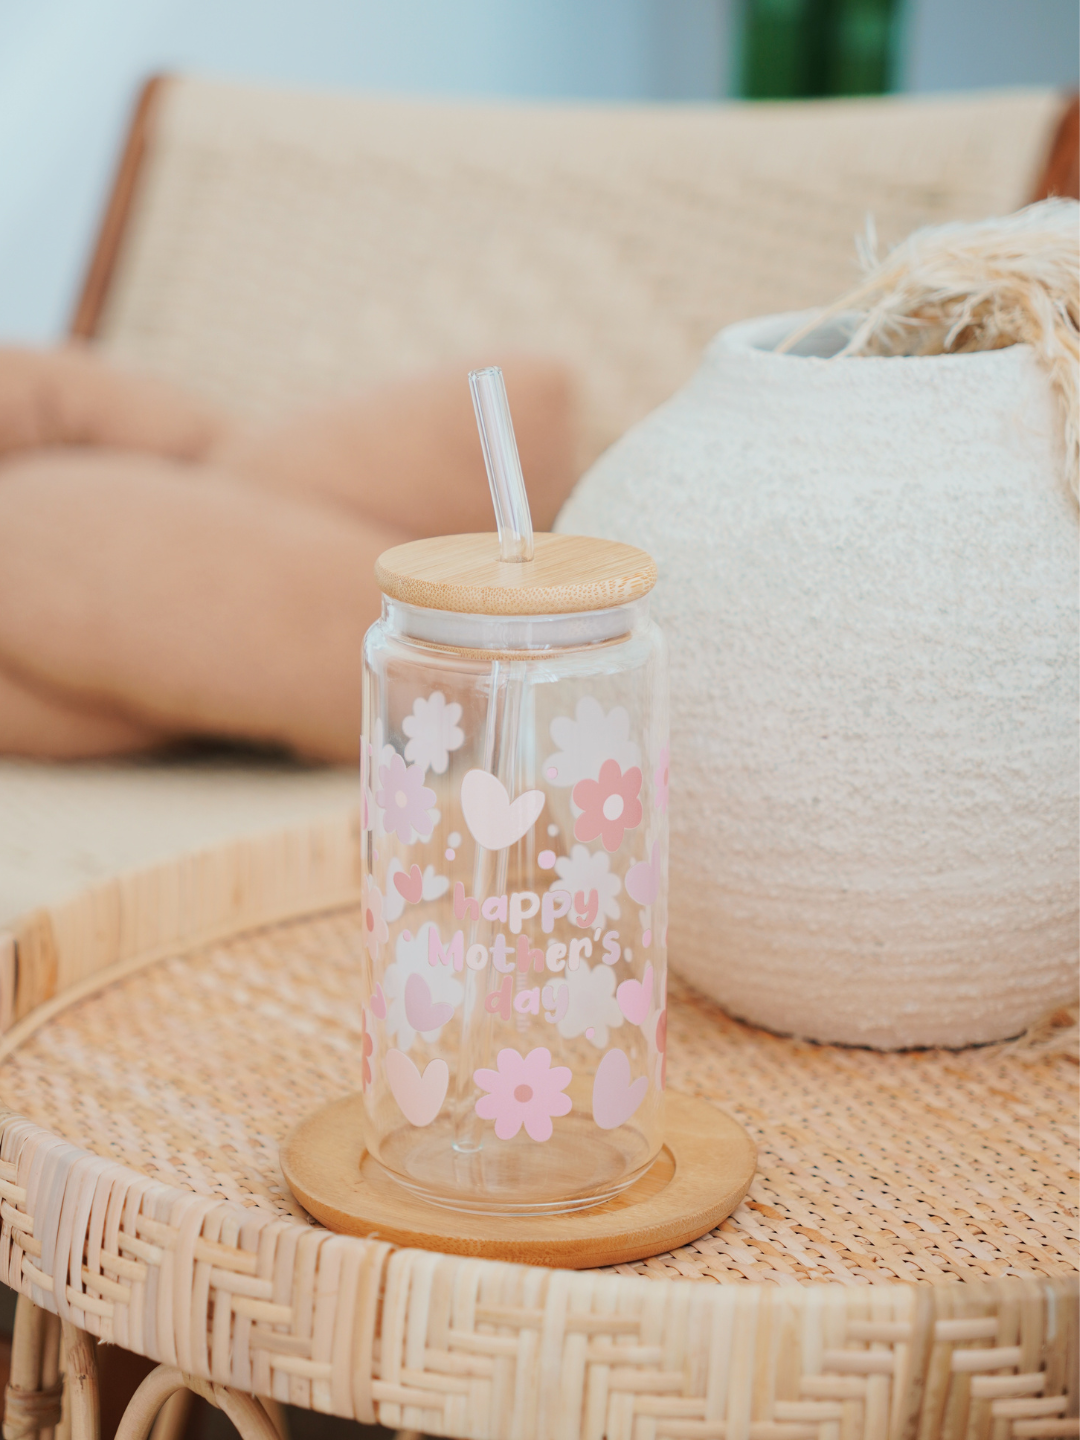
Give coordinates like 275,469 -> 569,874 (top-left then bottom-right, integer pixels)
374,532 -> 657,615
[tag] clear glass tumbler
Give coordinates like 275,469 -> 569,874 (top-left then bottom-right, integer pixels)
359,535 -> 668,1215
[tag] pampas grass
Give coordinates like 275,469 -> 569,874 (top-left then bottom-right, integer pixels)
781,199 -> 1080,503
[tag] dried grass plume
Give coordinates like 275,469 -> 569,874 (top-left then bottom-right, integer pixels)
781,199 -> 1080,503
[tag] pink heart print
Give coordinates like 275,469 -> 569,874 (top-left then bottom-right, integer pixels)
625,840 -> 661,906
460,769 -> 545,851
369,983 -> 387,1020
384,1049 -> 449,1127
393,863 -> 424,905
592,1047 -> 649,1130
404,972 -> 455,1032
616,963 -> 653,1026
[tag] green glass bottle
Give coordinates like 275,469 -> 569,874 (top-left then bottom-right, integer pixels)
739,0 -> 902,100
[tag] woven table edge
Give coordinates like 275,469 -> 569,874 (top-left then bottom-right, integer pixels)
0,817 -> 1075,1428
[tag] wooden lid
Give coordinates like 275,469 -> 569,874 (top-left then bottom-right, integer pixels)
374,533 -> 656,615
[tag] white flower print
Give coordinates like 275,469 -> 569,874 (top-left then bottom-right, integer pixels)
543,697 -> 640,789
383,860 -> 451,923
382,922 -> 464,1051
556,958 -> 624,1048
551,844 -> 621,925
402,691 -> 465,775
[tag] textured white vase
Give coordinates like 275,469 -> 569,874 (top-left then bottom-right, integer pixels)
557,311 -> 1079,1048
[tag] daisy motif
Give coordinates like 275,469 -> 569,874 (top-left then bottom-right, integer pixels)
557,958 -> 625,1048
552,844 -> 621,924
362,875 -> 389,961
382,923 -> 464,1050
573,760 -> 643,852
402,691 -> 465,775
543,697 -> 640,789
376,752 -> 437,844
654,744 -> 670,814
473,1047 -> 572,1142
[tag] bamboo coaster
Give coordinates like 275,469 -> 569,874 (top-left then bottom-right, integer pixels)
281,1089 -> 755,1269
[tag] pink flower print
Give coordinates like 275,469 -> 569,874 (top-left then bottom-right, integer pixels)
654,745 -> 669,814
654,1007 -> 667,1089
362,875 -> 389,961
361,1009 -> 374,1089
572,759 -> 643,852
376,752 -> 436,844
473,1046 -> 572,1142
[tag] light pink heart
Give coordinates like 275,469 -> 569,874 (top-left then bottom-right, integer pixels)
385,1049 -> 449,1127
460,769 -> 545,851
393,863 -> 424,905
625,840 -> 661,906
592,1048 -> 649,1131
369,983 -> 387,1020
404,972 -> 454,1032
616,963 -> 653,1027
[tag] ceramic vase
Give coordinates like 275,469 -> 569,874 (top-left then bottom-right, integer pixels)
556,310 -> 1079,1048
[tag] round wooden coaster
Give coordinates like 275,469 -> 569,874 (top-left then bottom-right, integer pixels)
281,1089 -> 755,1269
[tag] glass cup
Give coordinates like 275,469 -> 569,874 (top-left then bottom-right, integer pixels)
359,583 -> 668,1215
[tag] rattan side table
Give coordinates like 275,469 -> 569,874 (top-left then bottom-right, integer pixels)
0,813 -> 1075,1439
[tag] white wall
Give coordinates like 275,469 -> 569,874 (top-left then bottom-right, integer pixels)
901,0 -> 1079,92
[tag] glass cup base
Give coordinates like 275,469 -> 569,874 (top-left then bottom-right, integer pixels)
365,1114 -> 659,1217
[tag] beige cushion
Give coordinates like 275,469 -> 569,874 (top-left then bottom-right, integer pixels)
96,79 -> 1062,467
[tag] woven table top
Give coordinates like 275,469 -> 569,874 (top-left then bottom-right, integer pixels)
1,903 -> 1075,1289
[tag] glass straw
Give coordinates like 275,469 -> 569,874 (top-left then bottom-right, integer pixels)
452,370 -> 536,1166
469,367 -> 535,562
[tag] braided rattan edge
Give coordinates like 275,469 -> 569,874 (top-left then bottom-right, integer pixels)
0,815 -> 1076,1433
